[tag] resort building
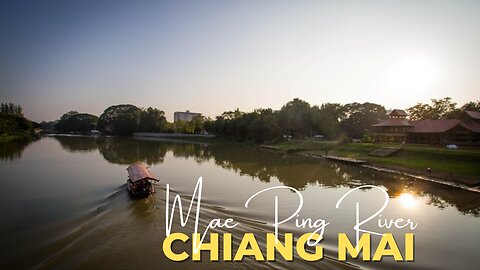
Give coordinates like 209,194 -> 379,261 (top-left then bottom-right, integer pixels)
174,110 -> 201,122
372,109 -> 411,143
372,110 -> 480,145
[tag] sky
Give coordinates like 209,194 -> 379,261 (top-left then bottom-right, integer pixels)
1,0 -> 479,122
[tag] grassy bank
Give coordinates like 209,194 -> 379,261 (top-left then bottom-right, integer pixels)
270,140 -> 480,185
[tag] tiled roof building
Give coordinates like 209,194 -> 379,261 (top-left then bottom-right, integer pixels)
372,110 -> 480,145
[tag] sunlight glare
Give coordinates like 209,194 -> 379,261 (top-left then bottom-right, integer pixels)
398,193 -> 418,209
386,56 -> 437,94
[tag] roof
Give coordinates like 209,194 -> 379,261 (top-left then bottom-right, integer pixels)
459,121 -> 480,133
372,118 -> 412,127
389,109 -> 407,117
409,119 -> 461,133
174,111 -> 200,115
127,162 -> 158,182
465,111 -> 480,120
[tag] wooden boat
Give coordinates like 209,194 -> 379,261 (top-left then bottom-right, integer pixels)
126,162 -> 159,197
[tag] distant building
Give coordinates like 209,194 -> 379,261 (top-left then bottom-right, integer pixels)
372,110 -> 480,145
174,110 -> 201,122
372,109 -> 411,143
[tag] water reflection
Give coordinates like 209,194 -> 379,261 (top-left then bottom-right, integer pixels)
49,135 -> 480,216
398,193 -> 418,209
54,135 -> 98,153
97,137 -> 168,165
1,136 -> 479,270
0,139 -> 34,161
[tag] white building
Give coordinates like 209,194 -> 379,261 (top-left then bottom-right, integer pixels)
174,110 -> 201,122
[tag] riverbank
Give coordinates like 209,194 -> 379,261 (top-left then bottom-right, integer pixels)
128,134 -> 480,189
266,140 -> 480,190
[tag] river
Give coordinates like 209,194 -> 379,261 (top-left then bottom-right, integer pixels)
0,136 -> 479,270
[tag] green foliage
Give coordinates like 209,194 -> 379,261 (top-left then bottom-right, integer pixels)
206,108 -> 282,142
206,98 -> 387,143
174,120 -> 188,133
340,102 -> 387,139
55,112 -> 98,132
0,102 -> 34,143
407,97 -> 461,120
60,111 -> 79,121
0,102 -> 23,116
461,101 -> 480,112
280,98 -> 312,137
190,115 -> 205,134
311,103 -> 346,139
39,121 -> 56,131
97,104 -> 142,135
361,133 -> 373,143
97,105 -> 168,135
319,143 -> 480,180
163,122 -> 175,133
0,114 -> 34,143
170,114 -> 206,134
40,97 -> 480,142
138,107 -> 167,132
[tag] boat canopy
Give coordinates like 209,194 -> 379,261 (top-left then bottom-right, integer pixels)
127,162 -> 159,182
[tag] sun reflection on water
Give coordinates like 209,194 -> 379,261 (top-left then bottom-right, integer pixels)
398,193 -> 418,209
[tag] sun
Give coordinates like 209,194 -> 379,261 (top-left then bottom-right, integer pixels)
386,56 -> 437,94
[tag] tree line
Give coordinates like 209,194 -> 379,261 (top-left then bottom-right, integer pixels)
0,102 -> 33,143
49,97 -> 480,142
204,99 -> 387,142
407,97 -> 480,120
0,102 -> 23,116
53,104 -> 207,135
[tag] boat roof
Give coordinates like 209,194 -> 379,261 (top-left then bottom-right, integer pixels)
127,162 -> 158,182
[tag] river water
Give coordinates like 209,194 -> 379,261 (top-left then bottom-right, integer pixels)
0,136 -> 479,270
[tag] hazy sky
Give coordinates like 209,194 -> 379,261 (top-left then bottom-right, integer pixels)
1,0 -> 479,122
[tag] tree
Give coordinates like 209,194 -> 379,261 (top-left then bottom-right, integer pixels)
461,101 -> 480,112
407,97 -> 459,120
341,102 -> 387,139
60,111 -> 78,121
55,112 -> 99,132
0,102 -> 24,116
190,115 -> 206,134
431,97 -> 459,119
163,122 -> 175,133
279,98 -> 312,137
211,109 -> 244,137
311,103 -> 346,139
174,120 -> 188,134
39,121 -> 56,132
407,103 -> 432,120
203,117 -> 215,134
247,108 -> 282,142
138,107 -> 167,132
97,104 -> 142,135
0,106 -> 33,143
206,107 -> 283,142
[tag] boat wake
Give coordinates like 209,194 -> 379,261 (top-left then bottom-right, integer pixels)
39,185 -> 361,270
